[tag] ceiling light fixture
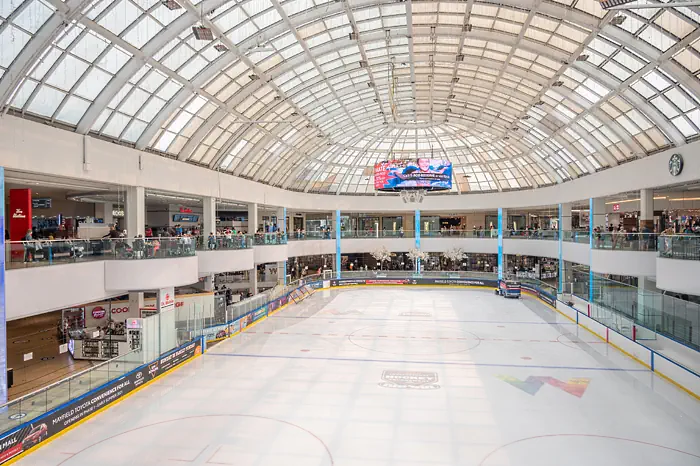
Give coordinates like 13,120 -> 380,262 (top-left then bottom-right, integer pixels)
192,26 -> 214,41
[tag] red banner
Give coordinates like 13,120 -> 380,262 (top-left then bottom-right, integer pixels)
9,189 -> 31,241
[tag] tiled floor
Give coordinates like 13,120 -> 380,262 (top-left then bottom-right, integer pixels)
16,288 -> 700,465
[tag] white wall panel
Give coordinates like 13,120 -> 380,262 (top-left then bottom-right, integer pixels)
563,242 -> 589,266
253,245 -> 288,264
342,238 -> 414,254
197,249 -> 254,274
287,240 -> 335,258
590,250 -> 656,276
421,238 -> 497,254
656,257 -> 700,294
503,239 -> 558,259
6,262 -> 118,320
104,257 -> 199,291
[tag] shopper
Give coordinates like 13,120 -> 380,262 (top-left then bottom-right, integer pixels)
23,229 -> 35,263
208,232 -> 216,250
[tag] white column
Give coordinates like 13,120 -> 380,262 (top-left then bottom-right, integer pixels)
203,196 -> 217,237
125,186 -> 145,237
95,203 -> 114,226
560,203 -> 572,231
247,202 -> 258,234
250,268 -> 258,295
640,189 -> 654,232
276,207 -> 285,232
591,197 -> 606,230
202,274 -> 214,292
128,292 -> 144,317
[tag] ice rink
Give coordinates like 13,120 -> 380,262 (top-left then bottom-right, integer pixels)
17,287 -> 700,466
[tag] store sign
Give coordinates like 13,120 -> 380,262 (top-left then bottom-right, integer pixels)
9,189 -> 32,241
612,204 -> 620,212
32,198 -> 51,209
91,307 -> 107,319
158,287 -> 175,314
179,207 -> 193,213
0,340 -> 202,464
112,209 -> 124,218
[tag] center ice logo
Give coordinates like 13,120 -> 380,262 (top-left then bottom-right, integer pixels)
379,370 -> 440,390
498,375 -> 591,398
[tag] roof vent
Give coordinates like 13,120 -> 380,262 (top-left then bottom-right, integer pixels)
456,54 -> 464,62
463,24 -> 473,32
317,133 -> 324,138
611,15 -> 626,26
448,94 -> 456,99
452,77 -> 460,83
192,26 -> 214,41
521,115 -> 531,120
552,80 -> 564,87
214,44 -> 228,52
576,54 -> 589,62
291,112 -> 298,116
359,60 -> 368,68
249,74 -> 259,81
349,32 -> 358,40
368,82 -> 375,88
162,0 -> 182,10
534,100 -> 545,106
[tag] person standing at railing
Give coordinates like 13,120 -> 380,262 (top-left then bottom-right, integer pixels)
399,226 -> 404,238
23,229 -> 36,263
208,232 -> 217,250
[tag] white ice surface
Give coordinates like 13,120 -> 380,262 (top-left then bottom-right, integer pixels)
17,288 -> 700,466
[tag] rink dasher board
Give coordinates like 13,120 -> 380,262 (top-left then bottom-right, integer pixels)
0,339 -> 204,464
328,277 -> 557,309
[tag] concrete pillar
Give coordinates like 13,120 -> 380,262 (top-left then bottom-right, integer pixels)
202,274 -> 214,292
95,203 -> 114,226
590,197 -> 606,230
334,210 -> 341,278
125,186 -> 145,237
588,198 -> 605,302
497,208 -> 506,279
247,202 -> 258,234
415,209 -> 421,273
0,167 -> 6,403
250,268 -> 258,295
203,196 -> 216,237
558,203 -> 571,293
640,189 -> 654,231
129,292 -> 144,317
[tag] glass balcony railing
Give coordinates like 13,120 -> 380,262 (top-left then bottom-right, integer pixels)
562,230 -> 590,244
422,230 -> 494,238
251,232 -> 287,245
591,232 -> 658,251
288,231 -> 335,240
657,235 -> 700,260
505,229 -> 559,240
342,230 -> 416,238
5,237 -> 196,269
195,234 -> 253,250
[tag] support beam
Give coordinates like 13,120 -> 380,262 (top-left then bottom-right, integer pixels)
415,209 -> 421,273
125,186 -> 145,238
334,210 -> 341,279
640,189 -> 654,232
498,208 -> 505,280
247,203 -> 258,234
203,196 -> 217,238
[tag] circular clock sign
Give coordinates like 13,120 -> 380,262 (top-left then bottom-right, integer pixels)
669,153 -> 683,176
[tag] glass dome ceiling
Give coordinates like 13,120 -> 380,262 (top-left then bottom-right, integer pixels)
1,0 -> 699,194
